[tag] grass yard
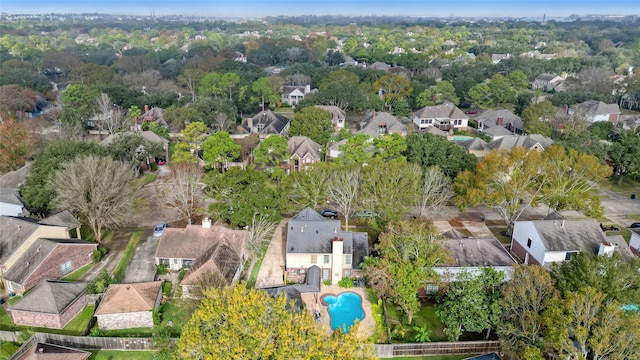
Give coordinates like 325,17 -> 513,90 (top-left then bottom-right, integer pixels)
246,253 -> 266,289
393,356 -> 468,360
61,263 -> 93,281
88,350 -> 156,360
487,226 -> 512,246
112,229 -> 144,283
135,173 -> 157,187
385,305 -> 448,343
0,304 -> 93,336
80,225 -> 114,243
605,177 -> 640,197
160,298 -> 193,336
95,325 -> 154,337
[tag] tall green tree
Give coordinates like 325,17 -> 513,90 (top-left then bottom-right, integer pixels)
373,133 -> 407,161
335,134 -> 373,167
405,133 -> 477,178
521,100 -> 555,137
609,129 -> 640,184
202,131 -> 241,172
251,77 -> 278,111
289,107 -> 334,146
60,84 -> 98,126
416,80 -> 460,107
254,135 -> 289,167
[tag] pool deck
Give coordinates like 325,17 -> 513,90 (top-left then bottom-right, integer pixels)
300,284 -> 375,338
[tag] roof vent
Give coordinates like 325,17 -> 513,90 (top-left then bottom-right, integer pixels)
301,226 -> 304,233
334,227 -> 337,233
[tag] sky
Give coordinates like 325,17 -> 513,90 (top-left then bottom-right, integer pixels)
1,0 -> 638,18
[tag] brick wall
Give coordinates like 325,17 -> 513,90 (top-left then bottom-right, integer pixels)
511,240 -> 539,265
97,311 -> 154,330
22,243 -> 96,293
8,294 -> 87,329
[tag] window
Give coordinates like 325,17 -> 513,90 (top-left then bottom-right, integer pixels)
338,119 -> 344,124
182,260 -> 194,269
527,238 -> 532,248
344,270 -> 351,278
173,259 -> 178,264
425,283 -> 439,294
322,269 -> 330,280
345,255 -> 352,265
454,119 -> 462,126
159,259 -> 169,266
421,119 -> 433,125
565,251 -> 578,261
60,261 -> 72,275
324,255 -> 330,264
311,255 -> 317,264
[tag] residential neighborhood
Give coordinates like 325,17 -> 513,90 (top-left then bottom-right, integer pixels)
1,3 -> 640,360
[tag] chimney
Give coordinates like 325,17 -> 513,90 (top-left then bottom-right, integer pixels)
202,217 -> 211,228
144,104 -> 149,113
332,236 -> 343,242
497,117 -> 504,126
598,242 -> 615,256
247,117 -> 253,129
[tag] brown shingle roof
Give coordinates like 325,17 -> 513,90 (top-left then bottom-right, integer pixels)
155,224 -> 246,260
181,239 -> 243,285
288,136 -> 321,160
414,102 -> 468,120
15,342 -> 90,360
95,281 -> 161,315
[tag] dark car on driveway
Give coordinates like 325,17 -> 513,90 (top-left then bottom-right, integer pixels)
630,222 -> 640,229
319,209 -> 338,218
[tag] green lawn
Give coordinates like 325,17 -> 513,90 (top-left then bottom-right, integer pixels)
112,229 -> 144,283
80,225 -> 114,243
385,305 -> 448,343
135,173 -> 157,187
88,350 -> 156,360
160,298 -> 192,337
394,356 -> 468,360
0,305 -> 93,336
246,253 -> 266,289
605,177 -> 640,197
61,263 -> 94,281
95,325 -> 154,337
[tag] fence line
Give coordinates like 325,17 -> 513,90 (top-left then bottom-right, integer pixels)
8,335 -> 37,360
34,332 -> 162,350
0,330 -> 18,342
375,340 -> 501,358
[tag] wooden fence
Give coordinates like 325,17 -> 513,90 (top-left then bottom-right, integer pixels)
34,332 -> 160,350
0,330 -> 18,342
374,340 -> 501,358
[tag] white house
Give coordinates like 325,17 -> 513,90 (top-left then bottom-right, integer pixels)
0,188 -> 26,217
511,219 -> 633,266
572,100 -> 621,125
285,208 -> 368,284
630,228 -> 640,258
413,102 -> 469,132
282,85 -> 312,106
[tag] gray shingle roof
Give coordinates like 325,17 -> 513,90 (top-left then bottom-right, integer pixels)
288,136 -> 321,160
476,109 -> 523,130
575,100 -> 620,117
0,216 -> 41,264
529,219 -> 607,252
0,188 -> 23,206
414,102 -> 468,120
443,238 -> 515,267
358,111 -> 407,137
0,163 -> 31,188
457,137 -> 488,151
240,110 -> 291,135
99,130 -> 168,146
483,126 -> 514,137
486,134 -> 554,151
155,224 -> 246,260
9,280 -> 86,314
38,210 -> 80,229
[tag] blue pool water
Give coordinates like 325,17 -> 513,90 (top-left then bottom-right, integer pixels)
323,292 -> 364,333
621,304 -> 639,311
451,136 -> 473,141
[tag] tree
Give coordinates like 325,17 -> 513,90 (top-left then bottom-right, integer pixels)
454,147 -> 544,234
251,77 -> 278,111
287,163 -> 332,210
0,117 -> 32,173
0,84 -> 36,118
405,132 -> 477,178
538,146 -> 611,217
521,100 -> 555,137
335,134 -> 373,167
50,155 -> 140,242
373,133 -> 406,161
289,107 -> 334,146
499,265 -> 558,358
94,93 -> 130,134
360,159 -> 420,225
254,135 -> 289,168
21,141 -> 107,213
181,121 -> 209,153
415,166 -> 454,218
171,142 -> 198,165
373,74 -> 413,110
246,214 -> 278,262
609,129 -> 640,184
327,168 -> 361,231
157,163 -> 203,225
174,284 -> 376,360
106,133 -> 163,171
308,81 -> 368,112
212,112 -> 236,133
363,220 -> 449,324
202,131 -> 241,172
416,80 -> 460,107
60,84 -> 98,126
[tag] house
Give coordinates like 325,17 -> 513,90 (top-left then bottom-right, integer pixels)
436,236 -> 516,283
239,110 -> 291,137
491,53 -> 510,64
314,105 -> 346,131
368,62 -> 391,71
486,134 -> 554,152
0,163 -> 31,189
413,102 -> 469,132
532,73 -> 565,92
456,137 -> 489,158
281,85 -> 312,106
155,219 -> 247,295
100,130 -> 170,164
359,111 -> 407,137
37,210 -> 82,239
630,228 -> 640,258
340,56 -> 358,67
0,216 -> 78,294
10,341 -> 90,360
288,136 -> 321,172
0,188 -> 26,217
7,280 -> 87,329
2,238 -> 96,295
285,207 -> 369,284
511,219 -> 634,266
572,100 -> 621,125
137,105 -> 167,127
475,109 -> 524,136
328,139 -> 347,160
94,281 -> 163,330
521,50 -> 556,60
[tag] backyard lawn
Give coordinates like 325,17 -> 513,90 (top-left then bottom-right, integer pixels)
385,305 -> 448,343
160,298 -> 193,337
61,263 -> 94,281
88,350 -> 156,359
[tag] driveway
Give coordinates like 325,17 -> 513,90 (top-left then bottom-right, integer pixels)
79,228 -> 133,282
122,229 -> 158,283
255,218 -> 288,288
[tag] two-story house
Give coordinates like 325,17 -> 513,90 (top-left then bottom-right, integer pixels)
413,102 -> 469,132
238,110 -> 291,137
285,208 -> 368,284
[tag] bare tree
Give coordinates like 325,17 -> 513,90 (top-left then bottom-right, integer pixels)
246,214 -> 278,263
157,163 -> 203,225
287,163 -> 331,209
286,73 -> 311,86
415,166 -> 454,218
94,93 -> 130,134
286,47 -> 303,63
50,155 -> 141,242
212,112 -> 235,133
327,169 -> 361,231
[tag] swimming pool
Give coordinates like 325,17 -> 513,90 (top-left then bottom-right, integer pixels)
322,292 -> 364,333
451,136 -> 473,141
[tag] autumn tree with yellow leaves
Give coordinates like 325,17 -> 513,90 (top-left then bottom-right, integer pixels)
174,284 -> 377,360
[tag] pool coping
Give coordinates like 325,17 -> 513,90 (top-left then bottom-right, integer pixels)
319,291 -> 366,332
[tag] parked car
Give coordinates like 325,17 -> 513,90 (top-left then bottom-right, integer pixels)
600,223 -> 620,232
630,222 -> 640,229
153,223 -> 166,237
464,109 -> 478,115
356,210 -> 374,218
319,209 -> 338,218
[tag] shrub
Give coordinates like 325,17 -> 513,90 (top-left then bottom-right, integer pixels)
152,304 -> 165,325
87,270 -> 113,294
91,250 -> 103,263
338,278 -> 355,288
162,281 -> 172,297
98,245 -> 108,255
157,264 -> 168,275
178,268 -> 187,281
90,327 -> 104,337
323,280 -> 332,286
370,299 -> 388,343
150,162 -> 159,171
